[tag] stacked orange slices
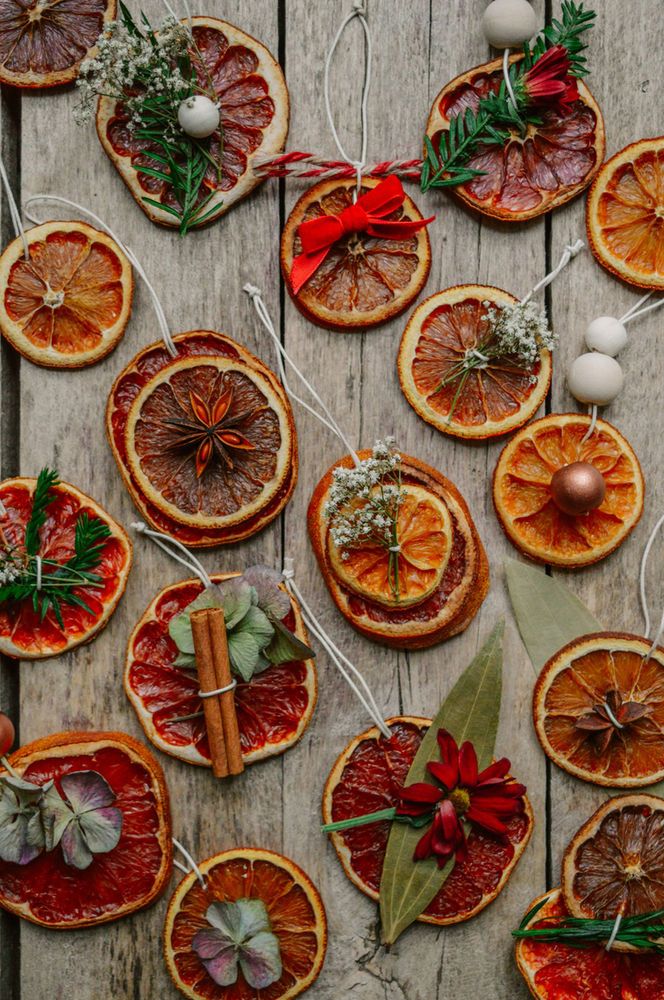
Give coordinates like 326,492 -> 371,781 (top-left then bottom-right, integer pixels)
106,331 -> 297,547
308,452 -> 488,648
125,574 -> 317,768
426,56 -> 605,222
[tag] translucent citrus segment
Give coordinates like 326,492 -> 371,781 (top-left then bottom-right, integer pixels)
426,57 -> 604,222
534,633 -> 664,788
0,222 -> 133,368
164,849 -> 327,1000
281,178 -> 431,331
322,718 -> 533,926
327,484 -> 452,608
398,285 -> 551,439
493,413 -> 644,567
587,137 -> 664,289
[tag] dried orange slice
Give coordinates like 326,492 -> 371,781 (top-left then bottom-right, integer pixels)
587,137 -> 664,290
426,56 -> 604,222
493,413 -> 644,567
164,848 -> 327,1000
309,452 -> 489,648
0,221 -> 133,368
0,731 -> 172,928
0,0 -> 114,88
323,718 -> 533,926
97,17 -> 288,228
398,285 -> 551,439
516,888 -> 664,998
281,178 -> 431,331
533,632 -> 664,788
125,574 -> 317,768
0,476 -> 132,660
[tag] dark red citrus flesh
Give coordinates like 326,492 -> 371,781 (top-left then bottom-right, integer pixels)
0,0 -> 108,79
329,720 -> 530,921
127,577 -> 312,761
0,745 -> 166,924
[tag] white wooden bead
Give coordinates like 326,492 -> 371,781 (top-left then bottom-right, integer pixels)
177,95 -> 220,139
585,316 -> 628,357
481,0 -> 538,48
567,352 -> 624,406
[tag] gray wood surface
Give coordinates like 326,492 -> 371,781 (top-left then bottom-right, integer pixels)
0,1 -> 662,998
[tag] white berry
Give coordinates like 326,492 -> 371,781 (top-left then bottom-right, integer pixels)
584,316 -> 628,357
481,0 -> 538,48
177,95 -> 220,139
567,352 -> 624,406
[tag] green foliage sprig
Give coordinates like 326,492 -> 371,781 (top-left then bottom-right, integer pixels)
523,2 -> 597,78
513,895 -> 664,954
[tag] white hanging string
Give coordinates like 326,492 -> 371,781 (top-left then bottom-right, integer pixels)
324,1 -> 372,197
172,837 -> 206,888
621,293 -> 664,325
639,513 -> 664,657
0,156 -> 29,259
243,284 -> 361,466
282,558 -> 391,738
502,48 -> 520,121
130,522 -> 215,590
580,403 -> 598,445
605,910 -> 623,952
602,700 -> 624,730
23,195 -> 177,358
520,239 -> 585,304
35,555 -> 42,591
161,0 -> 192,29
199,680 -> 237,698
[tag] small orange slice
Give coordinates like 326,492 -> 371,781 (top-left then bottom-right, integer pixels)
0,221 -> 133,368
164,848 -> 327,1000
493,413 -> 644,567
587,137 -> 664,290
398,285 -> 551,439
327,484 -> 452,608
533,632 -> 664,788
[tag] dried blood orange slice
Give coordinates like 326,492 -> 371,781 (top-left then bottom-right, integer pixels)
0,731 -> 172,928
97,17 -> 288,228
0,221 -> 133,368
0,0 -> 114,88
322,718 -> 533,926
281,178 -> 431,331
516,888 -> 664,998
398,285 -> 551,439
493,413 -> 644,568
426,56 -> 604,222
587,137 -> 664,290
164,847 -> 327,1000
0,476 -> 132,660
309,451 -> 488,648
533,632 -> 664,788
125,574 -> 317,768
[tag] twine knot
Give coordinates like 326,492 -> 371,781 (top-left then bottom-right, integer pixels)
243,283 -> 262,301
352,0 -> 366,11
130,521 -> 148,534
566,239 -> 585,257
282,557 -> 295,581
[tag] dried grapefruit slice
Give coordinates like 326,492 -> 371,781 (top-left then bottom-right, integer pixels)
587,137 -> 664,290
398,285 -> 551,439
281,178 -> 431,331
164,847 -> 327,1000
0,476 -> 132,660
533,632 -> 664,788
309,451 -> 488,648
125,574 -> 317,768
322,718 -> 533,926
516,888 -> 664,998
426,56 -> 604,222
0,0 -> 114,88
493,413 -> 644,567
0,730 -> 172,928
97,17 -> 288,228
0,221 -> 133,368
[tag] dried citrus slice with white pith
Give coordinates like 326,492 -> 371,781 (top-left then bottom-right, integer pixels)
0,221 -> 133,368
493,413 -> 644,567
281,178 -> 431,331
587,137 -> 664,289
398,285 -> 551,439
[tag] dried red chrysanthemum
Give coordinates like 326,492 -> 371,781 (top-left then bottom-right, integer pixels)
522,44 -> 579,107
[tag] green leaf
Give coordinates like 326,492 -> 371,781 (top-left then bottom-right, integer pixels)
227,607 -> 274,681
264,619 -> 315,665
379,621 -> 504,944
505,558 -> 602,671
168,586 -> 224,655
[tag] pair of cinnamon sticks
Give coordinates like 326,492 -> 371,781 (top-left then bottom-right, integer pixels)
191,607 -> 244,778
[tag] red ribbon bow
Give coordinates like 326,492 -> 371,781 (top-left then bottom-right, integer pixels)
290,175 -> 435,294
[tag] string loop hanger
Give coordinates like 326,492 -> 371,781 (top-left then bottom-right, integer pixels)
639,514 -> 664,660
130,522 -> 215,591
0,155 -> 29,260
520,239 -> 585,305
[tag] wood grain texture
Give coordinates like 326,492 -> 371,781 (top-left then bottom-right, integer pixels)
0,1 -> 658,998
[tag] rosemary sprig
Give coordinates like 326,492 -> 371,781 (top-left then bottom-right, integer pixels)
523,1 -> 596,78
513,896 -> 664,954
24,468 -> 59,556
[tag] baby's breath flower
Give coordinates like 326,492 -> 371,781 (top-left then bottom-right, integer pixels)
487,300 -> 557,368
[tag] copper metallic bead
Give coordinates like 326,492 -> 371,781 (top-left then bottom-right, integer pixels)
550,462 -> 606,517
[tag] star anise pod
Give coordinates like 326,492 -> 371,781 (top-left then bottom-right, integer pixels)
164,386 -> 256,478
575,689 -> 650,754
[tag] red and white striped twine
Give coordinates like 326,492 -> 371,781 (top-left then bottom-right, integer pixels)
251,151 -> 424,182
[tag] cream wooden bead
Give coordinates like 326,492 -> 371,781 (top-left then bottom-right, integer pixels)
481,0 -> 538,48
585,316 -> 628,357
177,95 -> 220,139
567,352 -> 624,406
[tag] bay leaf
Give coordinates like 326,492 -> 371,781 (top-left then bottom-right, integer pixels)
505,558 -> 603,672
379,621 -> 504,945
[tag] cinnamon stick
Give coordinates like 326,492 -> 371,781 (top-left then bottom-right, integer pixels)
191,609 -> 229,778
207,607 -> 244,776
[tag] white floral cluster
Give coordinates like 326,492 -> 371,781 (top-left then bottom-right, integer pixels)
323,439 -> 405,556
486,300 -> 558,373
74,15 -> 192,129
0,552 -> 21,586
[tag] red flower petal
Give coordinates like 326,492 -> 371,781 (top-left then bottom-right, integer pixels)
466,806 -> 508,835
477,758 -> 511,785
469,794 -> 523,815
459,741 -> 478,787
413,823 -> 435,861
438,798 -> 460,840
437,729 -> 459,763
398,782 -> 442,806
427,760 -> 458,790
472,781 -> 526,800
